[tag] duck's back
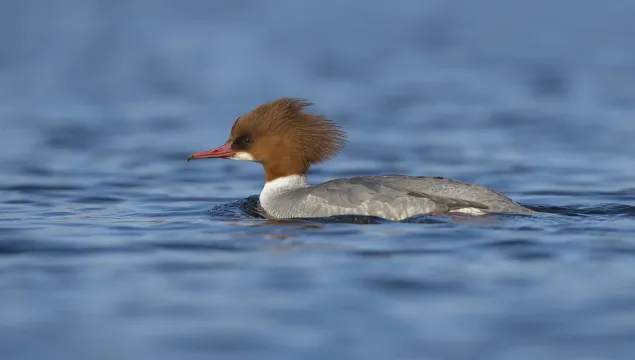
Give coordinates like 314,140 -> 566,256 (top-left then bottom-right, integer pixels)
361,175 -> 535,214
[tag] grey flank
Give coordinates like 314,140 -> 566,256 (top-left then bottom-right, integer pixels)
261,175 -> 536,221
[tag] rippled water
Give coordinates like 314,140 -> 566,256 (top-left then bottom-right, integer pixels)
2,0 -> 635,359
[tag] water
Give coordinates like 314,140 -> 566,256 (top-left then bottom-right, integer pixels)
2,0 -> 635,359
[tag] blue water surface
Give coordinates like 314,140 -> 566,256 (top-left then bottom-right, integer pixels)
2,1 -> 635,359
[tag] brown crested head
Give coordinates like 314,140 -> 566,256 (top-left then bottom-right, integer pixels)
189,98 -> 347,182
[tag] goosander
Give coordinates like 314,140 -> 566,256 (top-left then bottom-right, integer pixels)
188,98 -> 536,220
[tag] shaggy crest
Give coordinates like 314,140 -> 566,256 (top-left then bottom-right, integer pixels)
230,98 -> 347,179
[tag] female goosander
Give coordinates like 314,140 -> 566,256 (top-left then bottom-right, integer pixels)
188,98 -> 536,220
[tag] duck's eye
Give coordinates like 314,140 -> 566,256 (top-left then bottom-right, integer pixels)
235,136 -> 251,147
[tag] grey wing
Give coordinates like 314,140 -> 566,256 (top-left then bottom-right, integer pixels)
364,175 -> 536,214
370,180 -> 490,211
304,178 -> 489,219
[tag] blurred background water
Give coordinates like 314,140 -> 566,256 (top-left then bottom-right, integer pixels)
2,0 -> 635,359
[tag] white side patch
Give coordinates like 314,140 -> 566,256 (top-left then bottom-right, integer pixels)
229,151 -> 255,161
448,207 -> 488,216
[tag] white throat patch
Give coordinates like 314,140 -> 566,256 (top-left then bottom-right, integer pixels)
229,151 -> 255,161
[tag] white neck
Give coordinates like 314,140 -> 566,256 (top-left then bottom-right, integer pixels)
260,174 -> 309,215
261,174 -> 309,197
